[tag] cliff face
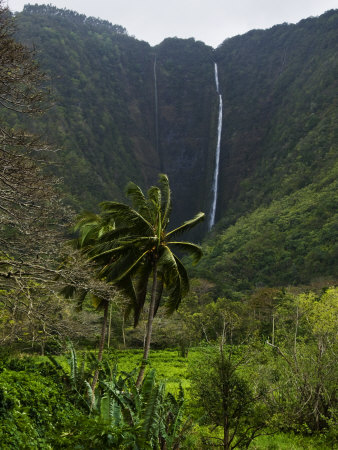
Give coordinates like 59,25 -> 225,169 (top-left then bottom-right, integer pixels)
13,6 -> 337,242
154,38 -> 216,232
214,12 -> 338,224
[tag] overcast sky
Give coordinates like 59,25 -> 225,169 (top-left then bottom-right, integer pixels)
6,0 -> 338,47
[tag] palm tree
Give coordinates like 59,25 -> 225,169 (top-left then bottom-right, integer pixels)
87,174 -> 205,386
61,211 -> 116,394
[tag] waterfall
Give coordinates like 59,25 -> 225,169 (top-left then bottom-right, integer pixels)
214,61 -> 220,93
154,56 -> 162,171
209,62 -> 223,230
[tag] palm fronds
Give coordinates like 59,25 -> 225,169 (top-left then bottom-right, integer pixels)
100,201 -> 153,234
166,211 -> 205,239
159,173 -> 171,228
168,241 -> 203,264
65,175 -> 204,323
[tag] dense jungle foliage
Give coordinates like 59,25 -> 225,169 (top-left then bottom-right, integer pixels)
1,285 -> 338,448
0,2 -> 337,448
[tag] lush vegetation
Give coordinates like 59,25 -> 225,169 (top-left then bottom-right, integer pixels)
195,162 -> 337,296
0,2 -> 337,448
1,285 -> 337,449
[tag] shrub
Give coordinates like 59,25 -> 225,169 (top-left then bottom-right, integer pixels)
0,368 -> 83,448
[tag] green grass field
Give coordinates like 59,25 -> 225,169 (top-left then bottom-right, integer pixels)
108,347 -> 195,393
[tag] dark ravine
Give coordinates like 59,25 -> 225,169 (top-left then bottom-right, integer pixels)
10,6 -> 338,261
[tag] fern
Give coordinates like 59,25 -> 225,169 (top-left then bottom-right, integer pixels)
111,399 -> 122,427
99,391 -> 111,423
84,380 -> 95,409
142,383 -> 162,443
140,369 -> 156,405
67,341 -> 78,387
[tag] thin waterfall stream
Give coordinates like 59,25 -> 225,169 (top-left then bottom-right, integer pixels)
154,56 -> 162,171
209,62 -> 223,230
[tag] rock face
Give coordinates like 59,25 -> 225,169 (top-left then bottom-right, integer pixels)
14,6 -> 338,238
154,38 -> 216,233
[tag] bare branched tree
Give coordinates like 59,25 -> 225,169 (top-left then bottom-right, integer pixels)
0,1 -> 72,348
0,2 -> 123,351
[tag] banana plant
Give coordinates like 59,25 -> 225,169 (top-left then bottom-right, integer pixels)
96,368 -> 191,449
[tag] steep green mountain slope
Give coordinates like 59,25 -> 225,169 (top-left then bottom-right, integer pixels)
214,11 -> 338,223
11,5 -> 338,288
14,5 -> 157,209
195,162 -> 337,296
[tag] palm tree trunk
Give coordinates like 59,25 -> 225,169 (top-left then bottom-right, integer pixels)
122,313 -> 126,348
91,301 -> 109,396
136,264 -> 157,388
107,300 -> 113,348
